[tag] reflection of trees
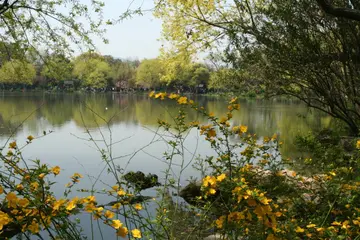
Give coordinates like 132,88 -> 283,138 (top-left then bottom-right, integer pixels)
0,93 -> 333,158
0,94 -> 39,138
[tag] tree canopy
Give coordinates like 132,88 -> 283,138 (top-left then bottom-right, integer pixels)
0,59 -> 36,85
154,0 -> 360,135
73,53 -> 111,89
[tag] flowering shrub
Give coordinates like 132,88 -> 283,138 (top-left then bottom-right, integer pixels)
1,92 -> 360,239
150,91 -> 360,240
0,139 -> 143,239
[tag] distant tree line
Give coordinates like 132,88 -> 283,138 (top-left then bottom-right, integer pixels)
0,44 -> 262,94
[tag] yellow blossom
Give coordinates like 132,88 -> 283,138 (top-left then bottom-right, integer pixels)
66,197 -> 79,211
307,224 -> 316,228
216,173 -> 226,182
28,220 -> 39,233
331,221 -> 342,226
27,135 -> 34,141
72,173 -> 83,179
38,173 -> 46,179
266,234 -> 276,240
168,93 -> 179,99
202,176 -> 217,187
117,227 -> 129,237
208,188 -> 217,195
9,141 -> 17,149
155,92 -> 167,100
356,140 -> 360,149
295,226 -> 305,233
6,192 -> 17,208
0,186 -> 3,195
52,166 -> 61,175
148,91 -> 155,98
134,203 -> 142,210
131,228 -> 142,238
177,96 -> 188,104
208,112 -> 215,117
16,184 -> 24,191
53,199 -> 67,211
0,211 -> 11,230
112,203 -> 121,209
17,198 -> 30,208
240,125 -> 248,133
229,97 -> 238,104
112,219 -> 123,229
104,210 -> 115,219
215,216 -> 225,229
117,189 -> 126,196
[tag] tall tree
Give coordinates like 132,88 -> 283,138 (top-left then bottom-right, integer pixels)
136,59 -> 164,89
73,52 -> 111,89
0,59 -> 36,85
41,54 -> 73,84
154,0 -> 360,135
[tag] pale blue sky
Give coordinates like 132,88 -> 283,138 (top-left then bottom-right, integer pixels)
92,0 -> 162,60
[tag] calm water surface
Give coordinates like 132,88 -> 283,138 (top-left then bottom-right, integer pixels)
0,92 -> 331,238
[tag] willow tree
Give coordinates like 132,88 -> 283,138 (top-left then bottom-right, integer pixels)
154,0 -> 360,136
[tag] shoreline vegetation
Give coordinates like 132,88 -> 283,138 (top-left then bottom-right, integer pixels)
0,0 -> 360,239
0,93 -> 359,239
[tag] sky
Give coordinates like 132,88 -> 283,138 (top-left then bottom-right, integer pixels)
91,0 -> 162,60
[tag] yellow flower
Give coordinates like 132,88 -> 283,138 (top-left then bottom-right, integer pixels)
6,192 -> 17,208
0,186 -> 3,195
112,203 -> 121,209
208,112 -> 215,117
168,93 -> 179,99
331,221 -> 342,226
104,210 -> 115,219
131,228 -> 142,238
53,199 -> 67,211
307,224 -> 316,228
28,220 -> 39,233
202,176 -> 216,187
215,216 -> 225,229
266,234 -> 276,240
112,219 -> 123,229
134,203 -> 142,210
16,184 -> 24,191
9,141 -> 17,149
17,198 -> 30,208
0,211 -> 11,231
229,97 -> 238,104
295,226 -> 305,233
216,173 -> 226,182
38,173 -> 46,179
233,104 -> 240,110
72,173 -> 83,179
148,91 -> 155,98
329,171 -> 336,176
27,135 -> 34,141
117,226 -> 129,237
155,92 -> 167,100
240,125 -> 248,133
117,189 -> 126,196
52,166 -> 61,176
208,188 -> 216,195
84,195 -> 96,203
177,96 -> 188,104
207,128 -> 217,138
357,140 -> 360,149
66,197 -> 79,211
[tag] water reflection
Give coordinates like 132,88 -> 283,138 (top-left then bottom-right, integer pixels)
0,92 -> 331,158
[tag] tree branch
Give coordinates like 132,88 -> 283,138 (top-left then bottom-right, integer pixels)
316,0 -> 360,21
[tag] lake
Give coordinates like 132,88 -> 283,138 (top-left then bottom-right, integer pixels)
0,92 -> 331,238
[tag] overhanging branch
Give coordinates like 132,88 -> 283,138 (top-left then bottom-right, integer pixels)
317,0 -> 360,21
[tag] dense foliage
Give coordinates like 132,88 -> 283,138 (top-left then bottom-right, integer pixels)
153,0 -> 360,135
